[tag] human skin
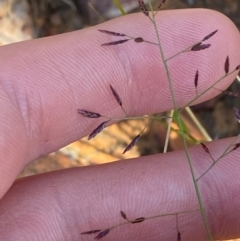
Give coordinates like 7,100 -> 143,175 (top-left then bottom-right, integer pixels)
0,9 -> 240,241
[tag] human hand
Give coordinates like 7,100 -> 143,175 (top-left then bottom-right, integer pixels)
0,9 -> 240,241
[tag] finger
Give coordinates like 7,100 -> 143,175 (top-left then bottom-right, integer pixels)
0,138 -> 239,241
0,9 -> 240,197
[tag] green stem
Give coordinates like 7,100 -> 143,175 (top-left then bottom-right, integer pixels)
163,110 -> 174,153
150,5 -> 213,240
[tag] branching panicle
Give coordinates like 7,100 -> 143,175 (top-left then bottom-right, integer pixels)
77,3 -> 238,241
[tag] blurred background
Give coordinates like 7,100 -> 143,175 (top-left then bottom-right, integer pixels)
0,0 -> 239,179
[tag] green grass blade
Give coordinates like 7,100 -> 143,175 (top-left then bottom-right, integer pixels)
112,0 -> 126,15
172,111 -> 189,134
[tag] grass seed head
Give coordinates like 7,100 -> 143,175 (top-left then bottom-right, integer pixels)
224,56 -> 230,74
138,0 -> 149,16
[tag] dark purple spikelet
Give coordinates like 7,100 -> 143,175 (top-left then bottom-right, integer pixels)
101,39 -> 129,46
98,29 -> 126,37
138,0 -> 149,16
225,56 -> 229,74
177,231 -> 181,241
120,211 -> 127,220
236,65 -> 240,70
123,134 -> 141,154
94,229 -> 110,240
191,43 -> 211,51
202,29 -> 218,41
158,0 -> 168,9
234,108 -> 240,123
131,217 -> 145,224
88,121 -> 109,140
194,70 -> 199,89
110,85 -> 122,106
78,109 -> 101,118
81,230 -> 101,235
134,37 -> 144,43
231,143 -> 240,151
200,143 -> 210,154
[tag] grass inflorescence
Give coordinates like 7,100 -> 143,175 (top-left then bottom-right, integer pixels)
78,1 -> 240,240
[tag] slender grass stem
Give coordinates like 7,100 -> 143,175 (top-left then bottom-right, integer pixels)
164,110 -> 174,153
237,75 -> 240,82
149,2 -> 213,240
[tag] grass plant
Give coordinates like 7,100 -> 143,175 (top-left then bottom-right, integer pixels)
78,1 -> 240,240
